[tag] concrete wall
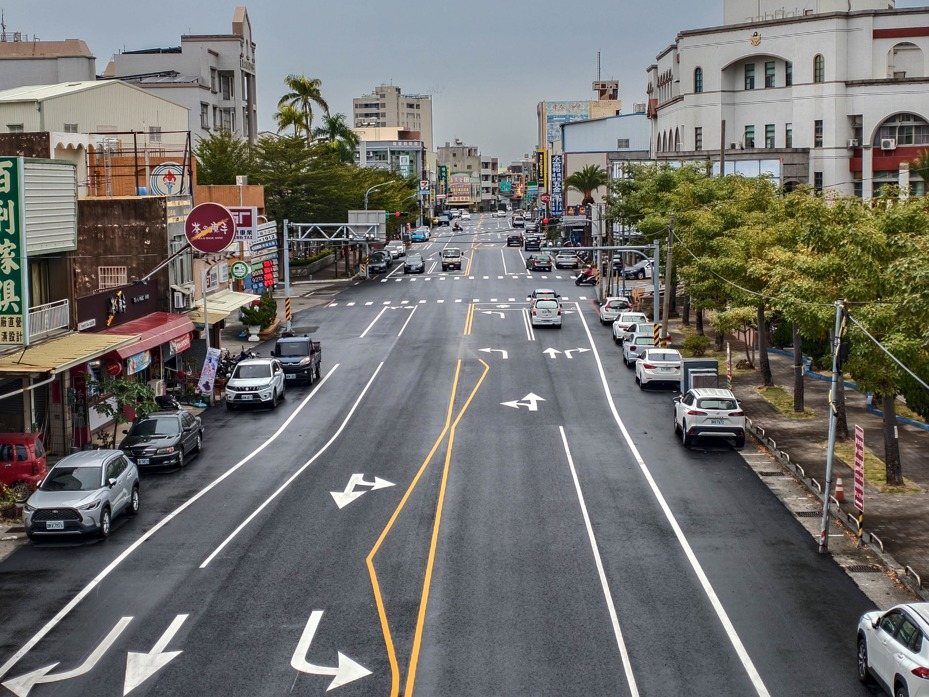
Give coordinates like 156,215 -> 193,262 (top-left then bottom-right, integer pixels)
0,56 -> 95,92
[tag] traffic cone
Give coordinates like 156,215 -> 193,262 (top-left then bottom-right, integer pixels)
835,477 -> 845,503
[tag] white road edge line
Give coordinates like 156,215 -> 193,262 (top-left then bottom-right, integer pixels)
0,364 -> 341,681
559,426 -> 640,697
359,306 -> 389,338
573,302 -> 772,697
500,248 -> 508,276
200,362 -> 384,568
397,305 -> 418,337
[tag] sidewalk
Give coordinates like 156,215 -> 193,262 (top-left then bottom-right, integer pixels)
671,319 -> 929,586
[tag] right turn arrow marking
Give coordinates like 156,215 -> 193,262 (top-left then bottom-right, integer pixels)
291,610 -> 372,691
123,614 -> 188,695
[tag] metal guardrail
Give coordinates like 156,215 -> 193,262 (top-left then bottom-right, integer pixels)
29,299 -> 70,340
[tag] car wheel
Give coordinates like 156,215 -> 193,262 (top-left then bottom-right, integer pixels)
195,432 -> 203,453
857,637 -> 872,683
10,481 -> 30,503
734,436 -> 745,449
177,449 -> 185,468
127,486 -> 140,516
674,417 -> 681,436
637,270 -> 645,279
614,334 -> 621,345
226,401 -> 235,411
271,390 -> 279,409
895,682 -> 909,697
681,423 -> 692,447
99,507 -> 112,538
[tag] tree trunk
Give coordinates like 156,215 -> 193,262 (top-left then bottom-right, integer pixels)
714,325 -> 724,351
792,323 -> 804,412
757,305 -> 773,386
880,392 -> 903,485
682,295 -> 691,326
835,378 -> 849,441
695,309 -> 704,336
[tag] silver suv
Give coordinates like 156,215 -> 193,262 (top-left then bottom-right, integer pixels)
24,450 -> 140,540
225,358 -> 286,410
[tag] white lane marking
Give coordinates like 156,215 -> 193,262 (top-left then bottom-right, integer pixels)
454,299 -> 462,303
382,301 -> 390,306
439,276 -> 447,281
556,275 -> 563,279
123,614 -> 188,695
437,299 -> 445,304
410,278 -> 417,282
398,305 -> 419,338
327,303 -> 338,308
384,261 -> 405,279
574,303 -> 771,697
508,298 -> 516,302
359,307 -> 389,338
425,277 -> 432,282
346,302 -> 355,307
427,261 -> 437,274
483,275 -> 489,279
500,248 -> 509,275
520,308 -> 535,342
380,279 -> 387,283
559,427 -> 640,697
490,298 -> 498,302
394,278 -> 402,283
401,300 -> 409,305
579,296 -> 587,301
0,365 -> 340,682
365,302 -> 373,306
201,363 -> 384,567
418,299 -> 427,304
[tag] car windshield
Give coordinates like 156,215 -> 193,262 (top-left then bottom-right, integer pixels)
233,363 -> 271,379
606,301 -> 629,309
536,300 -> 558,309
646,351 -> 681,362
698,398 -> 738,411
41,466 -> 102,492
443,251 -> 461,257
621,314 -> 647,323
407,255 -> 422,263
277,342 -> 309,357
634,337 -> 656,346
128,416 -> 180,436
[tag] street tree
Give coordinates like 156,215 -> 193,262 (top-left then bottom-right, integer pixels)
194,130 -> 252,185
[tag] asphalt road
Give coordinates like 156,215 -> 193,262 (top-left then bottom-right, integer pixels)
0,213 -> 885,696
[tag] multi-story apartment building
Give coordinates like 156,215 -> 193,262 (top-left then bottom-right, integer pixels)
0,33 -> 95,91
353,85 -> 433,151
537,81 -> 622,152
353,127 -> 426,179
104,6 -> 257,144
437,140 -> 481,210
480,157 -> 499,212
647,0 -> 929,197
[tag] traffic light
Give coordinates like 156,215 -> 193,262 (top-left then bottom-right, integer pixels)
543,218 -> 549,225
395,211 -> 401,218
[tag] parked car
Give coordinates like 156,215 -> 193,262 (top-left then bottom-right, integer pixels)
529,298 -> 562,328
622,259 -> 654,279
0,433 -> 47,502
441,247 -> 463,271
367,250 -> 392,273
622,334 -> 656,367
612,312 -> 650,342
385,240 -> 406,258
119,411 -> 203,469
225,358 -> 286,410
24,450 -> 140,540
404,253 -> 425,274
857,602 -> 929,697
524,236 -> 542,251
599,297 -> 633,325
635,348 -> 683,389
673,388 -> 746,448
525,253 -> 552,272
507,234 -> 523,247
555,253 -> 580,269
272,335 -> 322,384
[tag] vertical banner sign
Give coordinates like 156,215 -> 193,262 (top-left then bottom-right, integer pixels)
726,342 -> 733,388
536,149 -> 547,191
550,154 -> 564,216
854,424 -> 865,543
198,347 -> 221,395
0,158 -> 27,346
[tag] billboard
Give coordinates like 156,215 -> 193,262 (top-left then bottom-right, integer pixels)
550,154 -> 564,216
544,101 -> 590,145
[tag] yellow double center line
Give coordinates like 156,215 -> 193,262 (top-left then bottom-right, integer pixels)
463,303 -> 475,336
365,358 -> 489,697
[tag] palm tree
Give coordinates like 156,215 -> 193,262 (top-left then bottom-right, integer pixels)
273,104 -> 307,138
910,149 -> 929,194
313,113 -> 360,163
564,164 -> 609,205
278,75 -> 329,144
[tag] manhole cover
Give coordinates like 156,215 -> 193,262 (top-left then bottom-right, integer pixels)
796,510 -> 821,518
845,564 -> 882,573
758,471 -> 786,477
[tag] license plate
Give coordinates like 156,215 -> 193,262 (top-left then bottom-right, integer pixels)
45,521 -> 64,530
137,458 -> 150,465
658,367 -> 674,372
285,374 -> 296,380
240,394 -> 254,401
709,418 -> 725,425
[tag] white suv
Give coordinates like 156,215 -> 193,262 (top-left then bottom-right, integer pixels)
673,388 -> 746,448
225,358 -> 286,410
857,603 -> 929,697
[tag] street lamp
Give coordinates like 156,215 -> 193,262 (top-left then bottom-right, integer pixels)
364,182 -> 391,210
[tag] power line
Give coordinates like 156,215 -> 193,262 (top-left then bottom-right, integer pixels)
845,311 -> 929,393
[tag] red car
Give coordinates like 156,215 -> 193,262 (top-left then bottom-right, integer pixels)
0,433 -> 48,502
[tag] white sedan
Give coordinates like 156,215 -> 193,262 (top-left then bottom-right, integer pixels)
612,312 -> 649,342
635,348 -> 682,389
461,212 -> 472,220
858,603 -> 929,697
622,334 -> 655,367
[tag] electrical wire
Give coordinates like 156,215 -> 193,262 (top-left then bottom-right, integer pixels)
845,311 -> 929,393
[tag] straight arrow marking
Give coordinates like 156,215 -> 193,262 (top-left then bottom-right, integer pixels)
542,348 -> 562,359
291,611 -> 372,692
123,614 -> 188,695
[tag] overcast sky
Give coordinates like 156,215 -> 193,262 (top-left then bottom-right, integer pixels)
12,1 -> 929,164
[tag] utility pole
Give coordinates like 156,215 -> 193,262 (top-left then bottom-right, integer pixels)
660,220 -> 674,345
819,299 -> 845,554
719,120 -> 726,178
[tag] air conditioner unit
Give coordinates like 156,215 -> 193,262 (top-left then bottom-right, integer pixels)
881,138 -> 897,151
847,139 -> 859,148
173,291 -> 189,310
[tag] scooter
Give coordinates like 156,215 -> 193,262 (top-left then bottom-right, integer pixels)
575,273 -> 599,286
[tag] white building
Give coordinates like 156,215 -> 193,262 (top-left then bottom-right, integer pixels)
480,157 -> 499,211
647,0 -> 929,197
105,6 -> 257,144
0,35 -> 95,91
353,85 -> 433,151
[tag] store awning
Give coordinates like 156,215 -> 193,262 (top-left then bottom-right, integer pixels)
0,332 -> 138,375
99,312 -> 196,359
188,290 -> 258,326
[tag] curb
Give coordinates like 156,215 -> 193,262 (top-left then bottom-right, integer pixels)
745,417 -> 929,601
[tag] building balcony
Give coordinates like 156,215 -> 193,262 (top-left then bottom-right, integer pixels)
29,299 -> 70,342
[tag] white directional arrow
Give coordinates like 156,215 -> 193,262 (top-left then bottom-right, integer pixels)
495,304 -> 511,309
478,348 -> 508,360
542,348 -> 562,359
3,617 -> 133,697
291,611 -> 372,691
480,311 -> 506,319
330,473 -> 395,509
501,393 -> 546,412
564,348 -> 591,359
123,614 -> 188,695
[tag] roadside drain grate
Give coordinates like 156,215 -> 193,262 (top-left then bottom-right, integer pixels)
845,564 -> 883,573
757,470 -> 786,477
795,511 -> 822,517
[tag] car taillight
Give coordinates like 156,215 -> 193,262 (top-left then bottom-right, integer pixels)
630,346 -> 637,352
686,410 -> 707,416
912,667 -> 929,679
642,363 -> 655,369
531,310 -> 537,316
728,410 -> 744,417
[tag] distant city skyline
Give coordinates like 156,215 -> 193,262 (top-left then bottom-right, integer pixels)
10,0 -> 929,164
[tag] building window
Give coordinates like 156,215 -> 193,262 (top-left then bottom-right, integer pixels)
744,125 -> 755,148
814,119 -> 823,147
744,63 -> 755,90
219,72 -> 234,100
814,171 -> 823,192
63,123 -> 79,133
785,123 -> 793,148
6,124 -> 23,133
765,61 -> 775,88
695,127 -> 703,151
210,67 -> 218,93
814,54 -> 825,83
200,103 -> 210,130
149,126 -> 161,142
694,67 -> 703,93
786,61 -> 793,86
98,266 -> 128,291
765,124 -> 775,148
213,106 -> 220,129
617,138 -> 630,148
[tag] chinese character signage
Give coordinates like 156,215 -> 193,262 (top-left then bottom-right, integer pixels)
230,206 -> 257,243
0,158 -> 27,346
185,202 -> 236,254
550,155 -> 564,216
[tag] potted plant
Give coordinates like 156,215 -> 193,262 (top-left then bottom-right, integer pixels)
239,292 -> 278,342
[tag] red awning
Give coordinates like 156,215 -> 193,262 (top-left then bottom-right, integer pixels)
100,312 -> 196,360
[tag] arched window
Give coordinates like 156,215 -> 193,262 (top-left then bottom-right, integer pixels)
888,42 -> 924,79
674,128 -> 681,151
872,112 -> 929,147
694,67 -> 703,94
656,134 -> 661,153
813,54 -> 824,83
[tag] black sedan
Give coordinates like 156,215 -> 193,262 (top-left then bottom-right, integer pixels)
368,251 -> 392,274
119,410 -> 203,468
507,235 -> 523,247
525,254 -> 553,272
404,253 -> 425,274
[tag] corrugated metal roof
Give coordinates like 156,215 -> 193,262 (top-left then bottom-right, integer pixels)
188,290 -> 258,326
99,312 -> 195,359
0,333 -> 137,374
0,39 -> 93,59
0,81 -> 104,102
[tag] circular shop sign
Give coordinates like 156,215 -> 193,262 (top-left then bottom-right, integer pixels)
230,261 -> 251,279
149,162 -> 188,196
185,202 -> 237,254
